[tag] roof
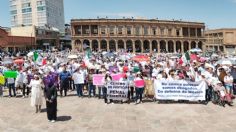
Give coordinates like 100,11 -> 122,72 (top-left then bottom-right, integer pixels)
71,18 -> 205,26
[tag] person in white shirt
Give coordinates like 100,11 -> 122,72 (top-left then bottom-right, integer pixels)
72,68 -> 85,97
224,70 -> 233,95
7,77 -> 16,97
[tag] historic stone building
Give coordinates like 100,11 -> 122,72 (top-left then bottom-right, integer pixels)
71,19 -> 205,53
205,28 -> 236,54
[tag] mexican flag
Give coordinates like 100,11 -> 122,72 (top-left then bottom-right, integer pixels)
181,51 -> 190,64
33,52 -> 43,65
33,51 -> 38,62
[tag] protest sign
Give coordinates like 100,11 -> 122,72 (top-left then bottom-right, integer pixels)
0,75 -> 5,85
107,81 -> 129,101
154,80 -> 206,101
4,71 -> 18,78
109,66 -> 118,73
111,74 -> 123,81
93,74 -> 105,86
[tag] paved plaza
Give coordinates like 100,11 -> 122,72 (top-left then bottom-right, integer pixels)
0,91 -> 236,132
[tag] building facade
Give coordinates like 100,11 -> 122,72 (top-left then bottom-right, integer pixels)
0,27 -> 35,52
71,19 -> 205,53
205,29 -> 236,54
10,0 -> 65,32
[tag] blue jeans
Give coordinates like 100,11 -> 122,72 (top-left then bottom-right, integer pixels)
135,87 -> 144,102
88,83 -> 96,97
98,86 -> 102,98
8,83 -> 16,97
75,84 -> 84,97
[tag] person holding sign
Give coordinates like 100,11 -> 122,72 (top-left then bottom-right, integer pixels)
104,72 -> 113,104
134,72 -> 145,104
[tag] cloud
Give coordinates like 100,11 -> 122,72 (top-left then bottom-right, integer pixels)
94,12 -> 139,18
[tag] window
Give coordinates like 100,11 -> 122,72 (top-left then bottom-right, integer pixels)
152,27 -> 156,35
101,26 -> 106,35
160,28 -> 165,35
118,26 -> 123,35
182,27 -> 189,36
144,26 -> 148,35
22,8 -> 32,13
109,26 -> 115,35
11,10 -> 17,15
37,6 -> 46,11
22,2 -> 31,8
176,29 -> 180,36
168,29 -> 172,36
127,26 -> 132,35
135,26 -> 140,35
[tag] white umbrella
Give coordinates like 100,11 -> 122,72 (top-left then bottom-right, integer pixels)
190,48 -> 202,53
27,52 -> 34,57
67,55 -> 78,59
215,59 -> 236,65
170,56 -> 178,59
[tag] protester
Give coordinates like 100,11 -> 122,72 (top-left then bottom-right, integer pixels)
29,74 -> 44,113
59,67 -> 71,97
44,73 -> 57,123
72,68 -> 85,97
134,72 -> 145,104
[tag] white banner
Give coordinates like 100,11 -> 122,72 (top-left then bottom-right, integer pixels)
107,81 -> 129,101
154,80 -> 207,101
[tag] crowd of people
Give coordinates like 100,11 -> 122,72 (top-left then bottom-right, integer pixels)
0,49 -> 236,122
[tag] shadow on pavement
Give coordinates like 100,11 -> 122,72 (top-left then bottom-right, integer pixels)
57,116 -> 72,122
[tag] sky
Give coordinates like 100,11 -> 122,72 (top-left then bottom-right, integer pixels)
0,0 -> 236,29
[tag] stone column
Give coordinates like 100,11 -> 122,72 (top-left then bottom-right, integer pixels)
195,28 -> 197,37
124,40 -> 127,52
107,40 -> 109,51
115,40 -> 118,52
174,41 -> 176,53
98,40 -> 101,51
141,40 -> 144,53
133,40 -> 135,53
89,40 -> 92,50
181,41 -> 184,53
150,40 -> 152,53
157,41 -> 160,53
165,40 -> 168,52
189,41 -> 191,50
81,25 -> 83,36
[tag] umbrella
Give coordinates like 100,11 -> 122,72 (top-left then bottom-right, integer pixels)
132,55 -> 150,62
190,54 -> 198,61
104,52 -> 115,57
215,59 -> 236,65
27,52 -> 34,57
14,59 -> 24,64
67,54 -> 78,59
190,48 -> 202,53
1,60 -> 13,65
119,55 -> 131,61
170,56 -> 178,59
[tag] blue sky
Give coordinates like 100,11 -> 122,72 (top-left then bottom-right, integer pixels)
0,0 -> 236,29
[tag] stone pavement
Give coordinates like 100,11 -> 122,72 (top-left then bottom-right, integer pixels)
0,91 -> 236,132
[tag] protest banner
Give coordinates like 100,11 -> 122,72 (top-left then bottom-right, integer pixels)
111,74 -> 123,81
4,71 -> 18,78
93,74 -> 105,86
154,80 -> 206,101
107,81 -> 129,101
0,75 -> 5,85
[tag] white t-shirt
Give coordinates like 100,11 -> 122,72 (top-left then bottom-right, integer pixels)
224,75 -> 233,86
73,72 -> 85,84
7,78 -> 15,84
